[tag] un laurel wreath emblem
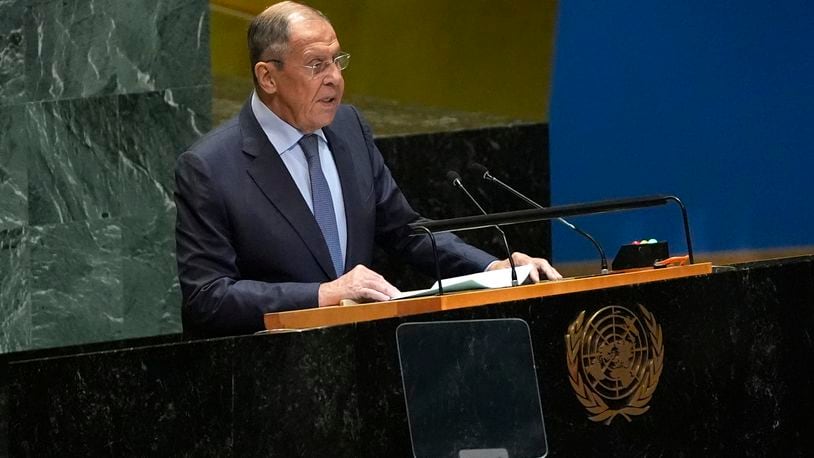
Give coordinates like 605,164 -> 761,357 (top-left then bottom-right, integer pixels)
565,304 -> 664,425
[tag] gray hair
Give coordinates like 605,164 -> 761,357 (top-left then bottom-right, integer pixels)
247,1 -> 329,82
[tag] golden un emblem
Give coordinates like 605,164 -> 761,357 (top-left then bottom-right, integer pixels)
565,304 -> 664,425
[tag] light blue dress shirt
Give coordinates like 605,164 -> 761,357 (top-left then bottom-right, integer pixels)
250,92 -> 347,265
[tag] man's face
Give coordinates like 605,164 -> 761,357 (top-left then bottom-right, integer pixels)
265,18 -> 345,133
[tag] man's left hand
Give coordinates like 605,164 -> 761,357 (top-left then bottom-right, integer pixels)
487,252 -> 562,282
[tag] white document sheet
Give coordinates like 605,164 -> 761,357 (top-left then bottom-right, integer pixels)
392,265 -> 534,300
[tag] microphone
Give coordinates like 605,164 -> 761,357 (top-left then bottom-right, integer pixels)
469,163 -> 609,274
446,170 -> 519,286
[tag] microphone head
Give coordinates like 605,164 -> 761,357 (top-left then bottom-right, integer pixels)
446,170 -> 462,185
468,162 -> 491,180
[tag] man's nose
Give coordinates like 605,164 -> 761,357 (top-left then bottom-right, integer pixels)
322,61 -> 343,84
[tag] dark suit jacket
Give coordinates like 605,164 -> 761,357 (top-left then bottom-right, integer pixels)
175,100 -> 497,336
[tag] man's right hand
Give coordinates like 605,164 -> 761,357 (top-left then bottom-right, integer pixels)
318,265 -> 400,307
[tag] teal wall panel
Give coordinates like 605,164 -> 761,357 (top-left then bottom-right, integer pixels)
26,98 -> 121,225
0,1 -> 25,104
0,227 -> 29,352
0,105 -> 28,230
0,0 -> 211,353
23,0 -> 210,101
29,220 -> 123,349
118,87 -> 211,339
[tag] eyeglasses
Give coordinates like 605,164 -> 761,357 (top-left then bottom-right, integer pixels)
264,52 -> 351,79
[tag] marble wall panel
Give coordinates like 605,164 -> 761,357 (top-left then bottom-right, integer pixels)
120,213 -> 181,339
118,86 -> 210,220
109,0 -> 210,94
118,86 -> 210,339
25,0 -> 120,101
0,0 -> 212,354
0,104 -> 28,231
26,96 -> 120,225
0,0 -> 26,105
0,227 -> 30,353
24,0 -> 209,102
29,220 -> 123,348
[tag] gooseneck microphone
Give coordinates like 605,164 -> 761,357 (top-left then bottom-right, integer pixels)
469,163 -> 609,274
446,170 -> 519,286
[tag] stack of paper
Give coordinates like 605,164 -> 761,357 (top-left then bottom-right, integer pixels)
392,264 -> 534,300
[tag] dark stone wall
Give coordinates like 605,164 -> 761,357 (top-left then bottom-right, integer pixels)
3,256 -> 813,456
375,123 -> 551,291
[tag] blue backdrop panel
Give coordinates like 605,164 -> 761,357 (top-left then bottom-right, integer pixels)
550,1 -> 814,262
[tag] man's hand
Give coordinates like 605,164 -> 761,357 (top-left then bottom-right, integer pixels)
318,265 -> 401,307
487,252 -> 563,282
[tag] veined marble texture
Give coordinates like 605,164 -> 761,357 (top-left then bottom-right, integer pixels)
119,86 -> 210,221
121,212 -> 182,339
25,86 -> 210,227
1,104 -> 30,354
0,0 -> 211,352
0,0 -> 26,105
118,86 -> 210,338
24,0 -> 209,102
26,96 -> 121,225
0,227 -> 30,353
21,87 -> 210,348
29,220 -> 123,349
0,104 -> 28,231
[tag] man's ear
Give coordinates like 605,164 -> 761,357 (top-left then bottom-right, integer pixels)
254,62 -> 277,95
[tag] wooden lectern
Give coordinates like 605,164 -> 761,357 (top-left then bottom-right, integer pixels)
8,257 -> 814,456
264,263 -> 713,331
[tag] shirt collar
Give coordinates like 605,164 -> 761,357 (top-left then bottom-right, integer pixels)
250,91 -> 327,155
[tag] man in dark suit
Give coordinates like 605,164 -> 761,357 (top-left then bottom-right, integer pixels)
174,1 -> 560,336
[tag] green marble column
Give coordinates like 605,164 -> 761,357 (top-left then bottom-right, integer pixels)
0,0 -> 211,352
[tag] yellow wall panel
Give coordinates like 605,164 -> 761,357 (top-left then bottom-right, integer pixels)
210,1 -> 557,122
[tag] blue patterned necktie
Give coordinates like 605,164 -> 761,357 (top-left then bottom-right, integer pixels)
298,134 -> 344,276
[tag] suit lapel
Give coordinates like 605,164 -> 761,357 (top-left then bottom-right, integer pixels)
324,125 -> 365,270
239,103 -> 337,279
